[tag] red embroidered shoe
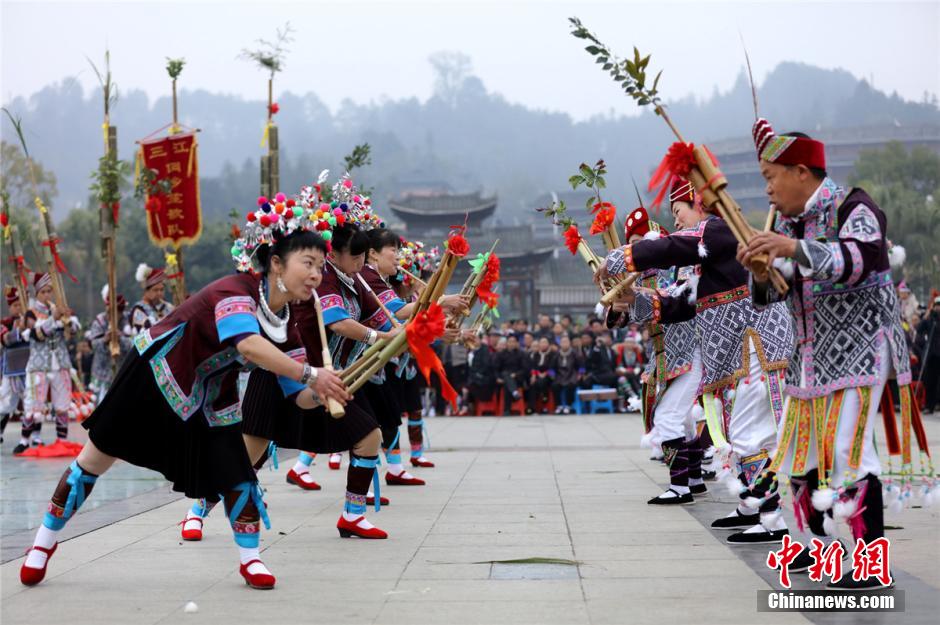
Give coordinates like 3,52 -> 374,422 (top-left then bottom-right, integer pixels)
239,559 -> 276,589
180,516 -> 204,541
366,494 -> 390,506
410,456 -> 435,468
386,471 -> 426,486
285,469 -> 321,491
328,454 -> 342,470
20,543 -> 57,586
337,516 -> 387,539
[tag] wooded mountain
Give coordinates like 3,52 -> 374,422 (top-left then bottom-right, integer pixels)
2,60 -> 938,221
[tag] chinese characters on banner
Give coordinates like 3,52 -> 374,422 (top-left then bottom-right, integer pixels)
767,535 -> 892,588
140,133 -> 202,246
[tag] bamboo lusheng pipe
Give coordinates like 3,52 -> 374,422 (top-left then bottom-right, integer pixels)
343,248 -> 462,390
400,267 -> 428,288
357,273 -> 402,329
312,289 -> 346,418
599,272 -> 641,307
448,240 -> 499,329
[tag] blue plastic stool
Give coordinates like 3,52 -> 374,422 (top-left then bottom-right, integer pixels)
591,385 -> 616,414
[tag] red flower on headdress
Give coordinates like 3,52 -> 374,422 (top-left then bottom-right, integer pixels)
447,234 -> 470,258
589,204 -> 616,236
563,225 -> 582,255
269,102 -> 280,115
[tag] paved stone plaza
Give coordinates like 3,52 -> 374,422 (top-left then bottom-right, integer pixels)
2,414 -> 938,625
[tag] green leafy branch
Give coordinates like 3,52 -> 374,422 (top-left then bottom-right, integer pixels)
89,154 -> 131,210
569,17 -> 662,110
86,49 -> 118,117
568,159 -> 608,211
536,199 -> 577,230
166,58 -> 185,80
343,143 -> 372,174
133,166 -> 172,202
240,22 -> 294,78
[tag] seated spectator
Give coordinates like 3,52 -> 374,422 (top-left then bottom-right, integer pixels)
527,336 -> 557,414
551,322 -> 567,345
465,333 -> 497,405
582,331 -> 619,389
495,334 -> 529,412
534,314 -> 554,340
553,335 -> 581,414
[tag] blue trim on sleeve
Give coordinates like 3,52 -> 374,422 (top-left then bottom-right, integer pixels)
216,313 -> 260,342
322,306 -> 350,326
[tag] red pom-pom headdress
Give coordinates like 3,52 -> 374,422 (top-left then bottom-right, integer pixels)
752,117 -> 826,170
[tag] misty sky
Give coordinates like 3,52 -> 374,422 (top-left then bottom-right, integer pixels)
1,0 -> 938,120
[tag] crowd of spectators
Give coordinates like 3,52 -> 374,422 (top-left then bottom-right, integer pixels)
433,313 -> 649,416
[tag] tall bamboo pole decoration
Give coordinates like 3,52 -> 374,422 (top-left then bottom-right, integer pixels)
241,23 -> 293,199
1,193 -> 30,315
568,18 -> 787,294
166,58 -> 188,304
88,50 -> 122,359
2,109 -> 73,331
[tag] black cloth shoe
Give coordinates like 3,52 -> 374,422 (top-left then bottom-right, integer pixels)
12,442 -> 28,455
827,574 -> 894,591
702,469 -> 717,481
710,509 -> 760,529
647,488 -> 693,505
690,483 -> 708,495
726,526 -> 789,545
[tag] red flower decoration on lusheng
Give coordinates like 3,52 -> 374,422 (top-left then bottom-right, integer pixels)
145,196 -> 164,213
647,142 -> 718,210
476,254 -> 501,308
269,102 -> 280,115
406,302 -> 458,408
589,205 -> 616,235
564,225 -> 582,255
447,233 -> 470,258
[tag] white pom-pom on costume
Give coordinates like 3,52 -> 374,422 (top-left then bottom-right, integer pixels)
884,484 -> 900,503
135,263 -> 152,285
822,515 -> 837,537
594,303 -> 605,318
684,273 -> 700,305
690,403 -> 704,422
743,496 -> 762,509
639,431 -> 656,449
833,498 -> 857,521
643,230 -> 662,241
888,245 -> 906,270
772,257 -> 795,280
760,509 -> 782,529
812,487 -> 835,511
697,240 -> 708,258
627,396 -> 642,413
888,498 -> 903,515
101,284 -> 110,303
724,474 -> 746,497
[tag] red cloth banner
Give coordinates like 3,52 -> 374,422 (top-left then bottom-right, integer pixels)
140,133 -> 202,246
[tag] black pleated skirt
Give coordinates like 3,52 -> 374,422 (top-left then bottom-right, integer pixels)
362,364 -> 403,430
400,373 -> 424,414
82,344 -> 256,499
240,368 -> 378,453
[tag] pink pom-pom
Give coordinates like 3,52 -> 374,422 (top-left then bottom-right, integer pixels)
342,179 -> 353,189
269,213 -> 280,222
275,192 -> 286,203
333,208 -> 343,217
353,195 -> 361,203
319,203 -> 330,212
257,196 -> 267,206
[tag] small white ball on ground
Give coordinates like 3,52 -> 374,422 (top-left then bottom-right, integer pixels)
184,601 -> 198,613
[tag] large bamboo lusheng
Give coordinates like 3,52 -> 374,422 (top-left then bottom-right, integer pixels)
569,18 -> 787,294
341,240 -> 463,393
447,240 -> 498,330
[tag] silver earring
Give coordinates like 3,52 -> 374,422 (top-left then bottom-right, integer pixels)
276,276 -> 288,293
